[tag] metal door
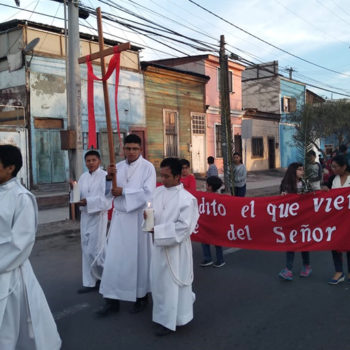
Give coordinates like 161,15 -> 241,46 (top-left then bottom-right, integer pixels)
35,130 -> 66,183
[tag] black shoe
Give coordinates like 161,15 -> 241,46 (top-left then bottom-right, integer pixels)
95,299 -> 120,317
77,286 -> 98,294
155,324 -> 172,336
130,295 -> 148,314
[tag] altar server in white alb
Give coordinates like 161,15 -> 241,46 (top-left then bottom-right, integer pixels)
75,150 -> 112,293
0,145 -> 61,350
147,157 -> 199,336
97,134 -> 156,315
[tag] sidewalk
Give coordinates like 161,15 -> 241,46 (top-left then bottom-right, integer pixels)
36,168 -> 284,239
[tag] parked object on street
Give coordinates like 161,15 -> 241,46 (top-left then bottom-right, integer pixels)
0,144 -> 61,350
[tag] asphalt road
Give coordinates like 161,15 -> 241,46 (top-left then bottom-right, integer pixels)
31,234 -> 350,350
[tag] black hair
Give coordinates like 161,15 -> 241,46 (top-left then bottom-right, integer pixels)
280,162 -> 303,194
339,144 -> 347,153
0,144 -> 23,177
206,176 -> 222,192
233,152 -> 243,163
124,134 -> 141,145
84,150 -> 101,160
307,150 -> 316,157
179,158 -> 190,168
332,155 -> 348,169
160,157 -> 182,176
207,156 -> 214,164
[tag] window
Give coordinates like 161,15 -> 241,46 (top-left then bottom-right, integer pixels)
282,96 -> 297,113
252,137 -> 264,157
217,68 -> 233,92
215,124 -> 222,158
191,114 -> 205,134
163,110 -> 179,157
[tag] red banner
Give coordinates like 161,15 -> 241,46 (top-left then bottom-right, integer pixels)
191,187 -> 350,251
86,49 -> 121,149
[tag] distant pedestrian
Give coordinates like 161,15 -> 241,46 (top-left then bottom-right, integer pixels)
232,152 -> 247,197
337,144 -> 350,168
327,155 -> 350,285
200,176 -> 225,268
306,150 -> 322,190
180,158 -> 196,192
206,156 -> 218,177
0,145 -> 61,349
278,162 -> 312,281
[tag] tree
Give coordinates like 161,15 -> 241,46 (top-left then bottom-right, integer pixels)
288,99 -> 350,157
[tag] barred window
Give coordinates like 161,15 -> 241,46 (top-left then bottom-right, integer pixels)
215,124 -> 222,158
252,137 -> 264,157
164,110 -> 178,157
192,114 -> 205,134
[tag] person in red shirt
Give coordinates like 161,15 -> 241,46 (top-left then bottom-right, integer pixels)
179,159 -> 196,192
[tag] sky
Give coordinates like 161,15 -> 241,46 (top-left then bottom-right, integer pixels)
1,0 -> 350,99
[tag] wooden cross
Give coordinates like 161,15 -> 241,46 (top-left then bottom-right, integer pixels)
78,7 -> 131,190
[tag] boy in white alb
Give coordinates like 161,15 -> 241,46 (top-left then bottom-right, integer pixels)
75,150 -> 112,293
0,145 -> 61,350
146,157 -> 199,336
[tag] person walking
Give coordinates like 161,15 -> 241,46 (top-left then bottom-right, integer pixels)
206,156 -> 218,177
0,145 -> 61,350
232,152 -> 247,197
200,176 -> 225,268
97,134 -> 156,315
278,162 -> 313,281
327,155 -> 350,285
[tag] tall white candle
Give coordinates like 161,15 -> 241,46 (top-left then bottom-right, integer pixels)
71,181 -> 80,203
143,202 -> 154,231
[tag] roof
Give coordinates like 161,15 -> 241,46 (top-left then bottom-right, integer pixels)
141,61 -> 210,81
243,108 -> 281,121
0,19 -> 141,51
150,54 -> 246,70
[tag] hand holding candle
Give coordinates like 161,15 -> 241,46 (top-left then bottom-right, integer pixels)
143,202 -> 154,232
70,181 -> 80,203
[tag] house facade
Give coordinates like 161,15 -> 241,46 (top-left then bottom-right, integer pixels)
141,62 -> 209,172
151,55 -> 245,174
242,61 -> 306,169
0,19 -> 144,189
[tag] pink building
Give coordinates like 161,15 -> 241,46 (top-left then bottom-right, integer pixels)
151,55 -> 245,174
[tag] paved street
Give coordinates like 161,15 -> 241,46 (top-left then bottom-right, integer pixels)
31,233 -> 350,350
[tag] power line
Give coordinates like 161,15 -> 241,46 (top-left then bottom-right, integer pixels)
187,0 -> 350,78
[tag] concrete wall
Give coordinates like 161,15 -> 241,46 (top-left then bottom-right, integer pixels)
243,118 -> 280,171
242,76 -> 280,114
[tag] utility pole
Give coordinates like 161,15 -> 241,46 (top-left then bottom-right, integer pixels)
67,0 -> 83,180
219,35 -> 234,194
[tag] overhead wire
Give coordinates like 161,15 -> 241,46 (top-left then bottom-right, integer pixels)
186,0 -> 350,78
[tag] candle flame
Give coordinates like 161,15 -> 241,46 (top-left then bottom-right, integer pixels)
147,201 -> 151,208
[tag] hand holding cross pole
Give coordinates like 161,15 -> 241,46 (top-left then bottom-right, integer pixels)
78,7 -> 130,191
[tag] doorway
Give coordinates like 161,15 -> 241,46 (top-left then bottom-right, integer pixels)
268,137 -> 276,169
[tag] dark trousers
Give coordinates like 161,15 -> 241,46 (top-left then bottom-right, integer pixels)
202,244 -> 224,264
234,185 -> 246,197
286,251 -> 310,270
331,251 -> 350,273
